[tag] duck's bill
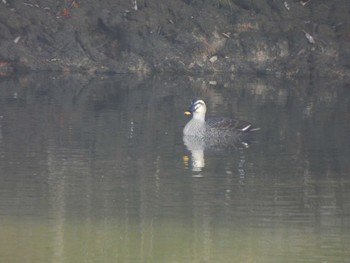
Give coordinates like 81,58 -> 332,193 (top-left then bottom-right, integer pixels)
184,111 -> 192,115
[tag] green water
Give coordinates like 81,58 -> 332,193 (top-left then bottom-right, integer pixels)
0,74 -> 349,262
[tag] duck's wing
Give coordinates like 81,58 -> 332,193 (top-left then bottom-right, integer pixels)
207,117 -> 256,132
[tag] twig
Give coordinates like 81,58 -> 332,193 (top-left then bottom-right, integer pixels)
302,30 -> 315,44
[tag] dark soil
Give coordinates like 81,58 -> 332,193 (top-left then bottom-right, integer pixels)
0,0 -> 349,79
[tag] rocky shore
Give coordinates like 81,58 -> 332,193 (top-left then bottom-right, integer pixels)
0,0 -> 349,80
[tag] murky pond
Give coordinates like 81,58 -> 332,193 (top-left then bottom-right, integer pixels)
0,74 -> 349,262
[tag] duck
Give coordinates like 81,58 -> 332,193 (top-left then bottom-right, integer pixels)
183,99 -> 259,138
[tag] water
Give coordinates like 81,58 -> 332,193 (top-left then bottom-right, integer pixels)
0,74 -> 349,262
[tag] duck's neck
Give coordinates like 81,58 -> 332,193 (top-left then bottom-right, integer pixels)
183,118 -> 206,136
193,112 -> 205,122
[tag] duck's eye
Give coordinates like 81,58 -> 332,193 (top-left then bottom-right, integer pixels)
193,101 -> 203,108
194,105 -> 201,111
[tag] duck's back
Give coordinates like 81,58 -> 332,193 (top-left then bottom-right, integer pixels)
184,116 -> 256,138
205,117 -> 254,136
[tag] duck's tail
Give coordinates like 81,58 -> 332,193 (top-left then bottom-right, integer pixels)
248,127 -> 261,132
240,124 -> 260,132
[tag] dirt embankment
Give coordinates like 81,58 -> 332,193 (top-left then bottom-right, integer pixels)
0,0 -> 349,79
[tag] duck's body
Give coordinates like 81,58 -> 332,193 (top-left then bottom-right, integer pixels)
183,99 -> 259,139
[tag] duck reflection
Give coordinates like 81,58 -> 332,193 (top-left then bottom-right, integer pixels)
183,134 -> 253,172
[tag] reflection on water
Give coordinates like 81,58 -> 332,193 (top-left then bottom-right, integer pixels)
0,74 -> 349,262
183,134 -> 250,173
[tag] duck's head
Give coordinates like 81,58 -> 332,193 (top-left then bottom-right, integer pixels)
184,99 -> 206,121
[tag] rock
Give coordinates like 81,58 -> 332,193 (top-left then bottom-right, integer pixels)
209,56 -> 218,63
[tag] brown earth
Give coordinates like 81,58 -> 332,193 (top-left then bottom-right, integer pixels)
0,0 -> 349,80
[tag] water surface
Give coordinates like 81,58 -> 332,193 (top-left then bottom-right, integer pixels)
0,74 -> 349,262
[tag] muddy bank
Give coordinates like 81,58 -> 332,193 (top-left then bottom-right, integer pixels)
0,0 -> 349,79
